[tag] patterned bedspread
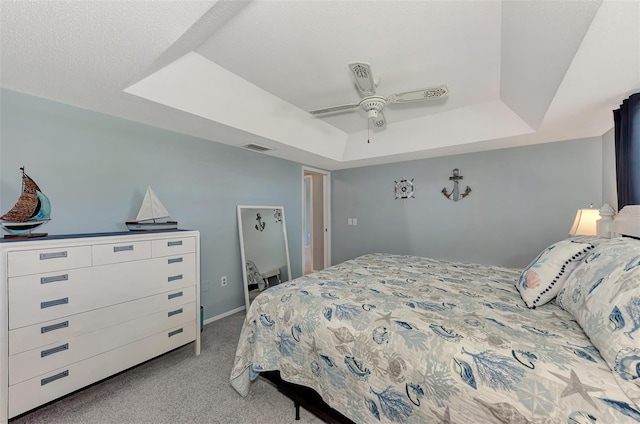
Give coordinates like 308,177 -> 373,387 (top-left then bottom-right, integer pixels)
231,254 -> 640,423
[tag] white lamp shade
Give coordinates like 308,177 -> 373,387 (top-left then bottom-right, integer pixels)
569,209 -> 600,236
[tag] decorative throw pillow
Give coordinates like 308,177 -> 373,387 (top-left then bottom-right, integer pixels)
556,237 -> 640,389
517,240 -> 593,308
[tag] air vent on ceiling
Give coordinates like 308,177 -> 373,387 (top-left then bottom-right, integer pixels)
242,143 -> 272,152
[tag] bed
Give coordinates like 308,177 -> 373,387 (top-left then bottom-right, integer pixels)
231,211 -> 640,423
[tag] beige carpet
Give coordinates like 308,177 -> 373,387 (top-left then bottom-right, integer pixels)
10,311 -> 324,424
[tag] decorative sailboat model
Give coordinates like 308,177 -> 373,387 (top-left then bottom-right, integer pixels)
0,167 -> 51,238
126,186 -> 178,231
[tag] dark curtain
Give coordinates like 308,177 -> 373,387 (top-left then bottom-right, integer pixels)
614,93 -> 640,210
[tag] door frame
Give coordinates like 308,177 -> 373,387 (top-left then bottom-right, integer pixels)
301,166 -> 331,270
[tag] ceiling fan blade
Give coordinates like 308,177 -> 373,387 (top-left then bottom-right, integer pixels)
371,110 -> 386,129
309,103 -> 360,115
348,62 -> 376,95
387,85 -> 449,104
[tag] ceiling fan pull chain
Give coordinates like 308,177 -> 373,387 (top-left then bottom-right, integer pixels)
367,119 -> 370,143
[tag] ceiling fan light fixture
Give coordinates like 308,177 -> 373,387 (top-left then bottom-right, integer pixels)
368,109 -> 378,119
360,97 -> 387,113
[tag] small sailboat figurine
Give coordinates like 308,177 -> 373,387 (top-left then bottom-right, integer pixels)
0,167 -> 51,238
126,186 -> 178,231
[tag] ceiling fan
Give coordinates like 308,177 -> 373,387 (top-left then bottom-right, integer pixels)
309,62 -> 449,129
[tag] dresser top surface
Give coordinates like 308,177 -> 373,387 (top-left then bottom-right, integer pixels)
0,229 -> 195,244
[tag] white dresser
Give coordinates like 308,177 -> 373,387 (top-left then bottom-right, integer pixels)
0,230 -> 201,422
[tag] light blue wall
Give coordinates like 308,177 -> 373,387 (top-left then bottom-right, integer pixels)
332,137 -> 604,268
1,89 -> 612,318
0,89 -> 303,320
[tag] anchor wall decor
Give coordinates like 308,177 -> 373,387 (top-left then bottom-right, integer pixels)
255,213 -> 266,231
442,168 -> 471,202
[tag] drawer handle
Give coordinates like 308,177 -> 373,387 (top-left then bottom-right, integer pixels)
168,240 -> 183,247
168,257 -> 183,264
168,328 -> 183,338
168,274 -> 183,282
41,274 -> 69,285
113,245 -> 134,252
41,297 -> 69,309
40,251 -> 67,260
168,308 -> 183,317
41,321 -> 69,334
168,291 -> 183,300
41,343 -> 69,358
41,370 -> 69,386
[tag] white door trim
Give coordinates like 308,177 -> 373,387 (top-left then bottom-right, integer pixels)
302,166 -> 331,270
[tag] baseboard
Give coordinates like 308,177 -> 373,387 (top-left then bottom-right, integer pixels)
203,305 -> 246,326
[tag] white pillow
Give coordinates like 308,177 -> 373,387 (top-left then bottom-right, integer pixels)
557,237 -> 640,391
517,240 -> 593,308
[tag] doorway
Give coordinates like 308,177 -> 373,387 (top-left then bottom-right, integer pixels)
302,167 -> 331,274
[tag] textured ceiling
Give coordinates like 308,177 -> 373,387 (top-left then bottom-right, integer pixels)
1,0 -> 639,170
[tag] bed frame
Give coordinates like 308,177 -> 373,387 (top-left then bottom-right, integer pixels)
260,371 -> 354,423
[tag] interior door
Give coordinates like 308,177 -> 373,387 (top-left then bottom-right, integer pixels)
302,167 -> 331,273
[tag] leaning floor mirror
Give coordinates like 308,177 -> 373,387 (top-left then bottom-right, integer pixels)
237,205 -> 292,310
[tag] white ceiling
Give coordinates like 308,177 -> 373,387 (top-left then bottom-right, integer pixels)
1,0 -> 639,170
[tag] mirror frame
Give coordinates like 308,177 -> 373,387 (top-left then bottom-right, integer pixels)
237,205 -> 292,311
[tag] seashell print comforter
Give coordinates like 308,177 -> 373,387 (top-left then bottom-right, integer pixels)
230,253 -> 640,423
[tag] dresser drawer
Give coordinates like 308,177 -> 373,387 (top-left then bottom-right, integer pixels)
8,323 -> 196,418
9,286 -> 196,355
8,267 -> 94,329
9,302 -> 196,385
92,240 -> 151,265
155,252 -> 197,287
7,246 -> 92,277
152,236 -> 195,257
9,257 -> 196,329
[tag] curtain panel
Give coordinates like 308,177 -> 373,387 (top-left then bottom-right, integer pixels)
614,93 -> 640,210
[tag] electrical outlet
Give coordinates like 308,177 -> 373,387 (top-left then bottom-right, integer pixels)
221,276 -> 228,287
202,280 -> 210,292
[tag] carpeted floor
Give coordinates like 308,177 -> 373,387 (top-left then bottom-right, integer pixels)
10,311 -> 324,424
